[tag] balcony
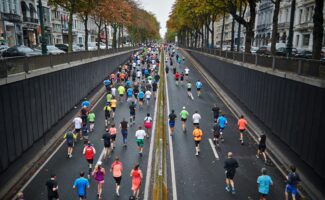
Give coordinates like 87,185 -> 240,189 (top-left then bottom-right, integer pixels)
23,16 -> 39,24
257,24 -> 271,31
278,22 -> 290,29
294,21 -> 314,31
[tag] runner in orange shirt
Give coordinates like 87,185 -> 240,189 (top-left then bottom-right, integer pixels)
237,115 -> 248,145
193,126 -> 203,156
109,124 -> 117,150
111,156 -> 123,196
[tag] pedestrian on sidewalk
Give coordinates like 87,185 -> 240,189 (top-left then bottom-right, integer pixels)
111,156 -> 123,196
256,134 -> 268,164
285,165 -> 301,200
104,102 -> 111,127
144,113 -> 153,138
92,161 -> 105,199
257,168 -> 273,200
217,114 -> 228,142
192,111 -> 201,127
180,107 -> 189,132
102,129 -> 111,160
109,124 -> 117,150
83,141 -> 96,179
73,171 -> 90,200
193,126 -> 203,156
135,126 -> 146,157
64,131 -> 77,158
130,164 -> 143,199
46,174 -> 59,200
168,110 -> 177,136
87,111 -> 95,132
224,152 -> 239,194
237,115 -> 248,145
120,118 -> 129,147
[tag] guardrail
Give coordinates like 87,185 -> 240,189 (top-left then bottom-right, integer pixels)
0,47 -> 136,78
186,47 -> 325,79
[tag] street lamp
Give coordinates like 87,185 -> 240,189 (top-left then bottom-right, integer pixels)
38,0 -> 47,55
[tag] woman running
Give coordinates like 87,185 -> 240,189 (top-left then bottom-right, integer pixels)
130,164 -> 143,199
111,157 -> 123,196
109,124 -> 117,150
144,113 -> 153,137
256,134 -> 267,164
92,161 -> 105,199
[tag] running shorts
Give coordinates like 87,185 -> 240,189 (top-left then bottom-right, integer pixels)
258,144 -> 266,152
285,184 -> 298,195
144,121 -> 152,129
136,139 -> 144,147
181,118 -> 187,122
87,159 -> 93,164
111,134 -> 116,141
187,88 -> 191,92
139,98 -> 144,102
104,142 -> 111,148
259,193 -> 268,197
239,129 -> 246,133
169,121 -> 175,127
225,171 -> 235,179
194,141 -> 200,147
111,107 -> 116,112
193,122 -> 199,126
75,128 -> 81,133
197,88 -> 201,91
114,176 -> 122,185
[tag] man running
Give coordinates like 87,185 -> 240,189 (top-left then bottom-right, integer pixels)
103,79 -> 111,91
73,116 -> 83,140
184,66 -> 190,81
120,118 -> 129,147
195,80 -> 203,97
109,124 -> 117,150
237,115 -> 248,145
168,110 -> 177,136
192,111 -> 201,127
224,152 -> 239,194
46,174 -> 59,200
192,126 -> 203,156
138,90 -> 145,108
180,107 -> 189,132
117,85 -> 126,102
106,92 -> 113,106
87,111 -> 95,132
83,141 -> 96,179
212,104 -> 220,121
110,97 -> 117,119
73,171 -> 90,200
187,81 -> 193,99
135,126 -> 146,157
285,165 -> 301,200
175,71 -> 180,85
152,81 -> 158,98
102,129 -> 111,160
64,131 -> 77,158
104,102 -> 111,127
257,168 -> 273,200
217,114 -> 228,142
145,89 -> 152,105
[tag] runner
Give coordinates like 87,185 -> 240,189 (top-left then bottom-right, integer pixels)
195,79 -> 203,97
285,165 -> 301,200
168,110 -> 177,136
237,115 -> 248,145
136,70 -> 142,82
192,126 -> 203,156
135,126 -> 146,156
110,73 -> 115,83
138,90 -> 145,108
256,134 -> 268,164
120,118 -> 129,146
212,104 -> 220,121
92,161 -> 105,199
87,111 -> 95,132
152,81 -> 158,98
64,131 -> 77,158
180,72 -> 184,85
81,100 -> 90,108
184,66 -> 190,81
129,102 -> 136,125
217,114 -> 228,142
73,116 -> 83,140
187,81 -> 194,99
127,87 -> 134,102
144,113 -> 152,138
211,119 -> 220,147
83,141 -> 96,179
102,129 -> 111,160
46,174 -> 59,200
130,164 -> 143,199
192,111 -> 201,127
224,152 -> 239,194
117,85 -> 126,102
175,71 -> 180,85
111,157 -> 123,196
165,65 -> 169,74
80,106 -> 88,126
111,86 -> 117,98
106,92 -> 113,106
145,89 -> 152,105
103,102 -> 111,127
109,124 -> 117,150
103,79 -> 111,91
73,171 -> 90,200
257,168 -> 273,200
180,107 -> 189,132
110,97 -> 117,119
81,124 -> 89,144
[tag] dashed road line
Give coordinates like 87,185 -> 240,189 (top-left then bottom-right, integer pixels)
208,138 -> 220,160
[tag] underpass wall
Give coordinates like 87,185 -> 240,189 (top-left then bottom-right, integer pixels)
0,52 -> 130,174
187,50 -> 325,180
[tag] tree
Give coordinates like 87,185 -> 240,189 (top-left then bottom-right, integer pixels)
312,0 -> 324,59
77,0 -> 96,51
270,0 -> 281,55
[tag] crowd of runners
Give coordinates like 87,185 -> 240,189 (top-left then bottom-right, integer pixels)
165,45 -> 301,200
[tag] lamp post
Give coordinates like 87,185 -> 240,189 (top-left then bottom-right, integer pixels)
38,0 -> 47,55
287,0 -> 296,57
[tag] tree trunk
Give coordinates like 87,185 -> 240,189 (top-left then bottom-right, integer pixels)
221,13 -> 225,50
118,25 -> 121,48
121,25 -> 124,48
287,0 -> 296,56
211,20 -> 215,48
271,0 -> 281,55
312,0 -> 324,59
195,32 -> 198,48
201,26 -> 204,48
97,20 -> 102,50
84,14 -> 89,51
68,11 -> 74,52
237,0 -> 242,52
105,24 -> 108,49
231,17 -> 235,51
112,24 -> 117,49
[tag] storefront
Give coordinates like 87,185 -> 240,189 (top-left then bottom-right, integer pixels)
0,13 -> 23,47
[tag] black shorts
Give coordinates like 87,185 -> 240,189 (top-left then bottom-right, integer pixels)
139,98 -> 144,102
259,192 -> 268,197
112,107 -> 116,112
187,88 -> 191,91
75,128 -> 81,133
111,134 -> 116,141
87,159 -> 93,164
185,74 -> 189,76
104,142 -> 111,148
105,114 -> 110,119
226,171 -> 235,179
181,118 -> 187,122
214,132 -> 220,138
114,176 -> 122,185
194,141 -> 200,146
67,141 -> 74,147
258,144 -> 266,152
193,122 -> 199,126
239,129 -> 246,133
48,194 -> 59,200
119,94 -> 124,97
197,88 -> 201,91
175,78 -> 179,81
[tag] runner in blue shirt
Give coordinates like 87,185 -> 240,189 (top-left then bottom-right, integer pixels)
257,168 -> 273,200
81,101 -> 90,108
138,90 -> 145,108
195,80 -> 203,97
217,114 -> 228,142
103,79 -> 110,91
127,87 -> 133,103
125,80 -> 131,89
73,171 -> 90,200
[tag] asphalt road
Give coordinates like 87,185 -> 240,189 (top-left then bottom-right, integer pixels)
165,48 -> 286,200
23,63 -> 156,200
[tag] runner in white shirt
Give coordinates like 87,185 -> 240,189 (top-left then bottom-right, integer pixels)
136,70 -> 142,82
111,87 -> 116,98
192,111 -> 201,127
135,126 -> 146,156
137,59 -> 141,66
73,116 -> 83,139
132,62 -> 136,69
145,90 -> 152,105
184,67 -> 190,81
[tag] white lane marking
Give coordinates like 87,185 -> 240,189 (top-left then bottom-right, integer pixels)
165,59 -> 178,200
18,91 -> 107,194
143,61 -> 160,200
95,148 -> 106,165
208,139 -> 220,160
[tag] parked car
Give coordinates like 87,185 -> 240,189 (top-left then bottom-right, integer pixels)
276,47 -> 298,57
87,42 -> 98,51
256,46 -> 270,55
250,46 -> 259,55
2,45 -> 42,57
294,49 -> 312,59
55,44 -> 68,52
35,45 -> 66,55
0,45 -> 9,56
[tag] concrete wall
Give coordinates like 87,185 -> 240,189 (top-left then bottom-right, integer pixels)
0,52 -> 130,173
187,50 -> 325,180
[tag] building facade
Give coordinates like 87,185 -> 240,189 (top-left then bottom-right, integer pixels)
255,0 -> 274,47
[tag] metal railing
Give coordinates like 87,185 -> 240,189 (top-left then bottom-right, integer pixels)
0,47 -> 137,78
186,47 -> 325,79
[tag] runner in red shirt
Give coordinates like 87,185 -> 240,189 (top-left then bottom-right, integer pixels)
237,115 -> 248,145
83,141 -> 96,179
175,72 -> 180,86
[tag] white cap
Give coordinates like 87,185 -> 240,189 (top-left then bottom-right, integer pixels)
182,106 -> 186,109
97,161 -> 102,166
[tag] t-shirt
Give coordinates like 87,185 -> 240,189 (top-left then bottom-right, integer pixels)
127,88 -> 133,97
73,117 -> 82,129
46,179 -> 58,197
81,101 -> 90,108
224,158 -> 239,174
184,68 -> 190,74
109,127 -> 117,135
135,129 -> 146,139
238,118 -> 248,130
287,172 -> 300,186
102,133 -> 111,146
169,113 -> 177,122
111,88 -> 116,96
73,177 -> 89,196
64,132 -> 75,144
104,106 -> 111,114
111,161 -> 123,177
192,113 -> 201,123
257,175 -> 273,194
120,121 -> 128,131
144,116 -> 152,122
217,116 -> 228,128
136,71 -> 142,77
187,83 -> 192,89
138,91 -> 145,99
110,99 -> 117,108
106,93 -> 113,102
118,86 -> 125,95
104,79 -> 110,86
129,104 -> 136,115
87,113 -> 95,122
180,110 -> 189,119
145,91 -> 152,98
195,81 -> 202,89
193,128 -> 203,141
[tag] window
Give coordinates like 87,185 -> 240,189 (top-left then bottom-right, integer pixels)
309,6 -> 314,21
298,9 -> 303,24
303,34 -> 310,46
296,35 -> 300,47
